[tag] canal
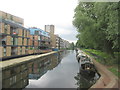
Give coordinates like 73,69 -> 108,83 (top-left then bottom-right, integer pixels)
2,50 -> 99,89
26,50 -> 79,88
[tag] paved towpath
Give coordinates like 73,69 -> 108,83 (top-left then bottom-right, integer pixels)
81,51 -> 119,89
0,51 -> 57,70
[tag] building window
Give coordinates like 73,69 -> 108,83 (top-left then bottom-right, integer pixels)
10,15 -> 13,20
13,29 -> 18,35
22,30 -> 24,37
0,23 -> 2,33
27,39 -> 29,46
26,30 -> 27,37
26,46 -> 28,50
2,36 -> 6,45
10,27 -> 18,35
10,76 -> 16,86
3,47 -> 6,56
38,36 -> 40,40
24,30 -> 26,37
11,37 -> 13,45
32,41 -> 34,46
25,46 -> 28,54
14,38 -> 18,45
40,36 -> 42,40
11,47 -> 18,55
11,37 -> 18,45
4,24 -> 7,34
20,47 -> 22,54
35,31 -> 39,35
22,38 -> 24,45
10,27 -> 13,35
2,41 -> 6,45
39,42 -> 41,46
33,36 -> 34,39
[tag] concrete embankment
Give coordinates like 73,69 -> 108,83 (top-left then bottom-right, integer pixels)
90,58 -> 119,89
0,51 -> 58,70
82,51 -> 119,89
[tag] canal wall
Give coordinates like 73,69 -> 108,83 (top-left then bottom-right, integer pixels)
90,58 -> 119,89
1,51 -> 60,88
1,51 -> 58,70
82,51 -> 119,89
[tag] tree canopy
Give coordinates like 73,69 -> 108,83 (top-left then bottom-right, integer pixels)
73,2 -> 119,57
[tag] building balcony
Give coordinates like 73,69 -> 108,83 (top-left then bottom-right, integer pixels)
2,41 -> 6,46
40,39 -> 50,42
39,43 -> 47,47
2,19 -> 27,31
10,32 -> 18,36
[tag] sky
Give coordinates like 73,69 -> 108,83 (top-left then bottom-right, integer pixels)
0,0 -> 78,43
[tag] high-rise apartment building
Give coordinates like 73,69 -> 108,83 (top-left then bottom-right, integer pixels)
44,25 -> 70,49
45,25 -> 56,48
45,25 -> 54,34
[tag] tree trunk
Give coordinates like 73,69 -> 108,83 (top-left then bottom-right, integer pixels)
103,40 -> 115,58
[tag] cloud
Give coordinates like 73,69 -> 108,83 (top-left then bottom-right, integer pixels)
0,0 -> 78,43
55,27 -> 73,35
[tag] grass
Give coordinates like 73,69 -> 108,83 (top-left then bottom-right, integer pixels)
108,67 -> 120,77
82,48 -> 120,78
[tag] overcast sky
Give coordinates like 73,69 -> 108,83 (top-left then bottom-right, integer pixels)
0,0 -> 78,43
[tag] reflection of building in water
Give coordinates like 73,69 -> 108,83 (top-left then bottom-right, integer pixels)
28,53 -> 62,80
28,52 -> 65,80
2,51 -> 65,88
61,50 -> 70,58
48,53 -> 62,70
2,64 -> 29,88
28,57 -> 51,80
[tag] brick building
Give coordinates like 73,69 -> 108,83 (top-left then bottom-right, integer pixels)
0,11 -> 31,59
44,25 -> 70,50
0,11 -> 70,60
29,27 -> 51,53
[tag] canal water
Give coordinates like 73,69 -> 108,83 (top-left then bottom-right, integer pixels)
2,50 -> 99,89
26,50 -> 79,88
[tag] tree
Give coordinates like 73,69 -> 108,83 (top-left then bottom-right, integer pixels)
70,42 -> 75,50
73,2 -> 119,57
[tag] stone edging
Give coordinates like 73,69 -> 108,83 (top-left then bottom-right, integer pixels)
82,51 -> 119,89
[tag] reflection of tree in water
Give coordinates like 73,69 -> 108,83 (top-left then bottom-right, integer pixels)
74,72 -> 99,89
62,50 -> 70,57
74,73 -> 92,89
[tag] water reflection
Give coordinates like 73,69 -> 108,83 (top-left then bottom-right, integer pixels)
74,65 -> 100,89
28,52 -> 64,80
26,50 -> 79,88
2,51 -> 68,89
2,63 -> 28,88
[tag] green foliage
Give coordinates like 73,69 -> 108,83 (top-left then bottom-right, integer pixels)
73,2 -> 119,56
29,47 -> 34,50
84,49 -> 120,65
108,67 -> 120,78
70,42 -> 75,50
83,48 -> 120,77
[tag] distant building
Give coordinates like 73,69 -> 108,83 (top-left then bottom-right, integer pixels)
28,27 -> 51,53
63,39 -> 70,49
45,25 -> 54,34
44,25 -> 70,49
0,10 -> 70,59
